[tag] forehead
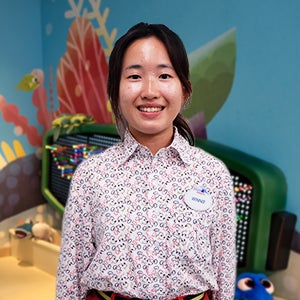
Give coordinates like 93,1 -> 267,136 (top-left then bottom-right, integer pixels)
123,36 -> 171,65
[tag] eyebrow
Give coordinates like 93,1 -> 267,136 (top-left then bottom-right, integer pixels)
124,64 -> 142,71
123,63 -> 174,71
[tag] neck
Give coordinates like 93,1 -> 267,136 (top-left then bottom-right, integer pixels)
129,128 -> 174,155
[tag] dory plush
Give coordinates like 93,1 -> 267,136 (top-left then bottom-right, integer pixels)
235,272 -> 274,300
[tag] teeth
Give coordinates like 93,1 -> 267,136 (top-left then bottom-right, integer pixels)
139,107 -> 162,112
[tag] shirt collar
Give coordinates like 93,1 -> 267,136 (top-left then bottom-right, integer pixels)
117,128 -> 192,166
168,128 -> 192,165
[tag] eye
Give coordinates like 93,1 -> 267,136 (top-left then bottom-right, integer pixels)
128,74 -> 140,80
237,277 -> 255,291
261,279 -> 274,295
159,73 -> 172,79
32,76 -> 39,83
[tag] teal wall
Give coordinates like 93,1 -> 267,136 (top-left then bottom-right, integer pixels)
0,0 -> 299,232
0,0 -> 43,147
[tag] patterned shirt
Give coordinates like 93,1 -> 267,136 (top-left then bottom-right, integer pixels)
56,128 -> 236,300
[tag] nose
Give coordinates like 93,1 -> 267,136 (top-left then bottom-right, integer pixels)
141,77 -> 159,100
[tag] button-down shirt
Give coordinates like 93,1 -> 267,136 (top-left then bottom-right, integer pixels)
56,128 -> 236,300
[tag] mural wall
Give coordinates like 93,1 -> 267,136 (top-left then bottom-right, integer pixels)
1,0 -> 300,235
0,0 -> 238,228
0,0 -> 299,297
0,1 -> 48,243
41,0 -> 300,233
0,0 -> 300,294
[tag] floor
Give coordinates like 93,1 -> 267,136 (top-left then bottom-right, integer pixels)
0,256 -> 56,300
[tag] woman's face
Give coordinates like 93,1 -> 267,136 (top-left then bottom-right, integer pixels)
119,36 -> 187,148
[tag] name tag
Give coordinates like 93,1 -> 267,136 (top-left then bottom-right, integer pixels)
184,187 -> 213,211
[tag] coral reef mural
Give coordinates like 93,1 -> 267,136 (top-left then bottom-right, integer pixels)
186,28 -> 236,136
0,137 -> 46,223
0,0 -> 236,229
54,0 -> 118,122
1,0 -> 117,152
0,93 -> 46,148
0,153 -> 45,222
0,1 -> 116,226
64,0 -> 117,59
55,17 -> 112,124
0,140 -> 25,169
1,67 -> 56,222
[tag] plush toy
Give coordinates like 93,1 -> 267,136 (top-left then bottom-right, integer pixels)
32,222 -> 57,243
14,220 -> 33,239
14,220 -> 57,243
235,272 -> 274,300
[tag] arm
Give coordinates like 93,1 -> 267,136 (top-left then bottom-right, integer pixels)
56,163 -> 96,300
211,167 -> 237,300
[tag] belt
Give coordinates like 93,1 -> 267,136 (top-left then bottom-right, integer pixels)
92,290 -> 211,300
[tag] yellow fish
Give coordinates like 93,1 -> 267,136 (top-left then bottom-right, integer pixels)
16,73 -> 40,91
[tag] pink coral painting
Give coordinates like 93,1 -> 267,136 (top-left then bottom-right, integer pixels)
0,95 -> 43,147
56,17 -> 112,124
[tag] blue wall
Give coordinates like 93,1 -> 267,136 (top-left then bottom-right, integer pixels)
42,0 -> 300,230
0,0 -> 299,231
0,0 -> 43,148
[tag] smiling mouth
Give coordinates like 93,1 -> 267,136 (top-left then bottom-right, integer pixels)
138,106 -> 164,112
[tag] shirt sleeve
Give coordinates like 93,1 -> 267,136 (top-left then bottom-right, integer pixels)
210,164 -> 237,300
56,161 -> 96,300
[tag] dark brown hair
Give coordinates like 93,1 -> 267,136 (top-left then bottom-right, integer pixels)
107,22 -> 194,145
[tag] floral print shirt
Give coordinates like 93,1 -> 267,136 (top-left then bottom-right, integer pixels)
56,129 -> 236,300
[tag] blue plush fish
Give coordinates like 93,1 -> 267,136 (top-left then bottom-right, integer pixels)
235,272 -> 274,300
15,220 -> 33,239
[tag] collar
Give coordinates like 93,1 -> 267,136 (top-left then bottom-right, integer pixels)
116,128 -> 192,166
168,128 -> 192,165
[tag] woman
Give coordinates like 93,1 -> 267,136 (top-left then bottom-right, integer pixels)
56,22 -> 236,300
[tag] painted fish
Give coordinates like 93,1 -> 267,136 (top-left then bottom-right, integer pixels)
16,73 -> 40,91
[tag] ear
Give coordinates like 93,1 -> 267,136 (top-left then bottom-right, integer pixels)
182,80 -> 192,106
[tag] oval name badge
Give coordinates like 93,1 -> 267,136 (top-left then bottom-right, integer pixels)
184,187 -> 213,211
